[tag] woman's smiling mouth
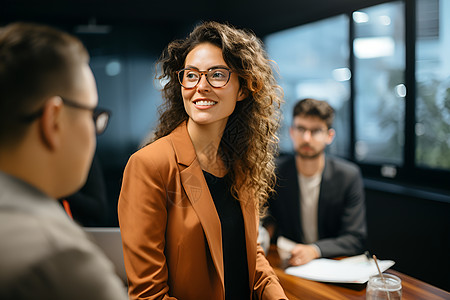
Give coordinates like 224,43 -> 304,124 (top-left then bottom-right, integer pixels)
194,100 -> 217,107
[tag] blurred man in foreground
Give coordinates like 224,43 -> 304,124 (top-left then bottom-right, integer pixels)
0,22 -> 126,299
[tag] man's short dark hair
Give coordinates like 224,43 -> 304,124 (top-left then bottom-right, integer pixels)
0,22 -> 89,146
292,98 -> 335,128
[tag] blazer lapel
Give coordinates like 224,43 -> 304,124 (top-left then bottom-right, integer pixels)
287,156 -> 304,242
171,122 -> 225,289
240,195 -> 257,291
318,156 -> 332,239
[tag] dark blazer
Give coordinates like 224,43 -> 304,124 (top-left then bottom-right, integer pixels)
265,154 -> 367,258
118,122 -> 287,300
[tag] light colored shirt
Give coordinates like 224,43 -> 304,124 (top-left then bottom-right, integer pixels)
298,172 -> 322,244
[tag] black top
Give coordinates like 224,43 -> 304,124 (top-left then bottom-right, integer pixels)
203,171 -> 250,300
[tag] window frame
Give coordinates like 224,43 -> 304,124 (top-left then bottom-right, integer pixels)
354,0 -> 449,194
266,0 -> 450,195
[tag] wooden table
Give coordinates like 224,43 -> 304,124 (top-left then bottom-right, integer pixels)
266,245 -> 450,300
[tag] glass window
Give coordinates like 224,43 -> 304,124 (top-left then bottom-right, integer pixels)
415,0 -> 450,171
353,1 -> 405,164
265,15 -> 350,157
90,55 -> 161,158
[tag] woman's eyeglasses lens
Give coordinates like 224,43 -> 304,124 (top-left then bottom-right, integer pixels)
177,68 -> 231,89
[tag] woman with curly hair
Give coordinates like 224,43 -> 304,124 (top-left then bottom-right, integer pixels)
118,21 -> 287,300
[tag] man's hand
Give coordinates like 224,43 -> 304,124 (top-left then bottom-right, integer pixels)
288,244 -> 319,266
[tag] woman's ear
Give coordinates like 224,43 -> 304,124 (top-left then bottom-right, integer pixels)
39,97 -> 63,150
237,88 -> 249,102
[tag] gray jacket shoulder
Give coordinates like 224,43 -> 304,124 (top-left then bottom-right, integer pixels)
0,174 -> 127,300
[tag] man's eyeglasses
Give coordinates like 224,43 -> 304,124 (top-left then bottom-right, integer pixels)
63,98 -> 110,135
176,67 -> 232,89
23,97 -> 111,135
292,126 -> 328,138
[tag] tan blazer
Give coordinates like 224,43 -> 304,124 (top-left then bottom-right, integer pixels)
118,122 -> 287,300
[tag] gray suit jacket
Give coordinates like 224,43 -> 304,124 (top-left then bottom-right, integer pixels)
265,154 -> 367,258
0,171 -> 127,300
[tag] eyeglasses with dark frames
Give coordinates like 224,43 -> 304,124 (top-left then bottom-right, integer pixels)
22,97 -> 111,135
292,126 -> 328,138
176,67 -> 232,89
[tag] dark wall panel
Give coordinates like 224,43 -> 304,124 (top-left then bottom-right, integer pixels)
365,187 -> 450,291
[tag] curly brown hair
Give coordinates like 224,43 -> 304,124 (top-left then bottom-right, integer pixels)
153,21 -> 283,214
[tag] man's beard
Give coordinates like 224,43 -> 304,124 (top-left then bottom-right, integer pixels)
295,143 -> 325,159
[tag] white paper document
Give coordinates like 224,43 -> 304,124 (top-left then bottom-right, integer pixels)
284,254 -> 395,284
